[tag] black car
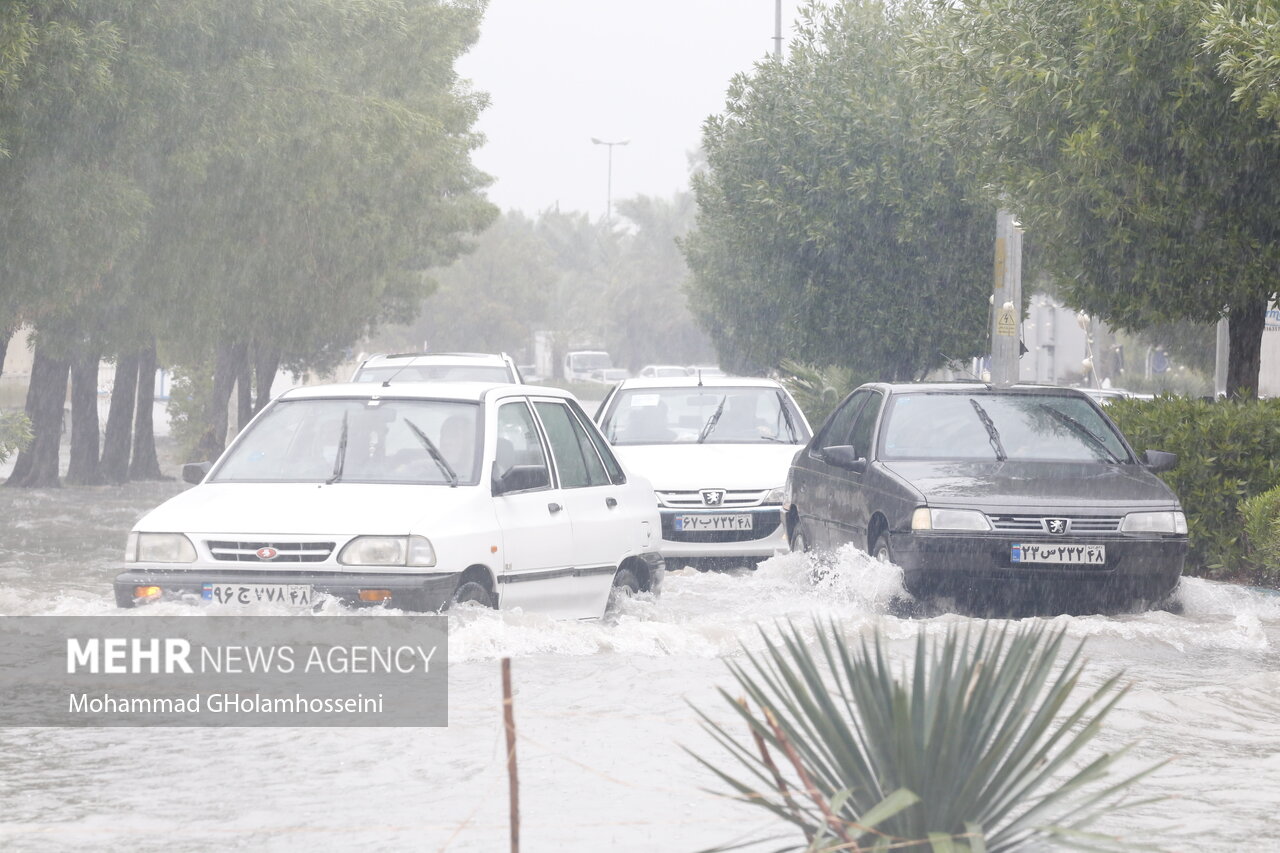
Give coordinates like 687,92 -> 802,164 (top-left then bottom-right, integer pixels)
784,383 -> 1187,612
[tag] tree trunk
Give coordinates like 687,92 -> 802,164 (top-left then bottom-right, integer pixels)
253,346 -> 280,414
65,349 -> 103,485
1226,296 -> 1268,400
100,351 -> 140,483
4,346 -> 69,488
0,326 -> 10,379
195,340 -> 247,460
236,348 -> 253,431
130,343 -> 164,480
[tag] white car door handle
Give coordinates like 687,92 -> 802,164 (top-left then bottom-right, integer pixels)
605,497 -> 618,509
547,502 -> 563,514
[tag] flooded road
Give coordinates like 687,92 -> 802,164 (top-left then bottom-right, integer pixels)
1,475 -> 1278,852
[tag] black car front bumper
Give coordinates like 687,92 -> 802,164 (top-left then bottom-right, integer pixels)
114,568 -> 463,612
889,530 -> 1186,606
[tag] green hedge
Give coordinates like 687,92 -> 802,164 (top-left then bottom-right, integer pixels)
1106,396 -> 1280,579
1241,485 -> 1280,587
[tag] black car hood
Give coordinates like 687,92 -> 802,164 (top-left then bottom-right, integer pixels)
878,459 -> 1179,512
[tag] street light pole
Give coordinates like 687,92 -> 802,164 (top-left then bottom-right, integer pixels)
590,137 -> 629,222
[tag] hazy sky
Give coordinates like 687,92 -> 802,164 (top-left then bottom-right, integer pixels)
458,0 -> 806,220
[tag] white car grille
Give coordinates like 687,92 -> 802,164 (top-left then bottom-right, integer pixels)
657,489 -> 771,509
206,540 -> 336,563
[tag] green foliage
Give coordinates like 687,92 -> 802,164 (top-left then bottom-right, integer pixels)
1106,396 -> 1280,575
776,360 -> 868,429
0,410 -> 32,464
1204,0 -> 1280,125
1240,485 -> 1280,587
692,620 -> 1154,852
909,0 -> 1280,396
685,1 -> 993,380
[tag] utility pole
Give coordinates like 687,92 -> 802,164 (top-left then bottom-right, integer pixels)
991,210 -> 1023,387
774,0 -> 783,58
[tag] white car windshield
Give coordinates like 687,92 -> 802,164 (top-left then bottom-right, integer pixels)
602,387 -> 808,445
354,364 -> 510,383
880,393 -> 1132,463
212,398 -> 482,484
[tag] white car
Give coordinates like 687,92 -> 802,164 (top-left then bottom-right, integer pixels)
594,377 -> 812,569
350,351 -> 522,384
638,365 -> 692,379
115,382 -> 663,617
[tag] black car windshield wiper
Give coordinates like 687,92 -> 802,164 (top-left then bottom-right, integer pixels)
404,418 -> 459,487
776,392 -> 798,442
697,395 -> 727,443
1038,404 -> 1122,463
326,411 -> 350,484
969,398 -> 1008,462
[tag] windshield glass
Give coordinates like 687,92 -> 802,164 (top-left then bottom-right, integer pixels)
601,387 -> 810,445
354,364 -> 509,383
213,398 -> 482,484
880,392 -> 1131,463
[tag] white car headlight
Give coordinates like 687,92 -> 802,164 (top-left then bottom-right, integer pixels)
762,487 -> 786,505
1120,511 -> 1187,535
129,533 -> 197,563
338,535 -> 436,567
911,507 -> 992,531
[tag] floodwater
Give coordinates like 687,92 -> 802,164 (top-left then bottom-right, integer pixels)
0,471 -> 1278,852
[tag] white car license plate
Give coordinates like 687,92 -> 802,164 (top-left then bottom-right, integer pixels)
675,513 -> 753,531
202,583 -> 314,606
1011,544 -> 1106,565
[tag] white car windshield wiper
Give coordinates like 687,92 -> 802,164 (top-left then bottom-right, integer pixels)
404,418 -> 459,487
325,411 -> 350,484
1038,404 -> 1122,463
969,398 -> 1008,462
697,395 -> 727,443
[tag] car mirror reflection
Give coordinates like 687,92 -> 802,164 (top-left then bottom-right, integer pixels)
1143,449 -> 1178,473
182,461 -> 212,485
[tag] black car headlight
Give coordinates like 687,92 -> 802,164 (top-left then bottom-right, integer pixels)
1119,511 -> 1187,535
911,507 -> 992,532
338,535 -> 437,567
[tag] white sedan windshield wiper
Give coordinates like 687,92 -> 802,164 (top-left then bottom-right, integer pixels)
325,411 -> 350,484
404,418 -> 459,487
697,396 -> 728,443
969,398 -> 1008,462
1038,404 -> 1122,463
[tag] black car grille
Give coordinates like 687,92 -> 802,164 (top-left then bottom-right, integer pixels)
207,540 -> 336,563
660,512 -> 782,543
988,515 -> 1121,533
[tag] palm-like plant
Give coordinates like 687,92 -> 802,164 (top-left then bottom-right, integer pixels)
776,360 -> 865,428
692,621 -> 1160,852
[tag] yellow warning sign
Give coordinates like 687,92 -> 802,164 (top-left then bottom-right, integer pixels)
996,307 -> 1018,336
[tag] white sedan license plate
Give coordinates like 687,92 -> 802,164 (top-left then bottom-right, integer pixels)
1011,543 -> 1106,565
202,583 -> 314,606
675,513 -> 753,531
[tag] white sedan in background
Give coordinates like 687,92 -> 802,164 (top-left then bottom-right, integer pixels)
594,377 -> 812,570
115,382 -> 663,617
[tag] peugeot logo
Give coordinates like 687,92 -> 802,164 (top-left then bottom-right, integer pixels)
255,546 -> 279,560
1044,518 -> 1069,535
701,489 -> 725,506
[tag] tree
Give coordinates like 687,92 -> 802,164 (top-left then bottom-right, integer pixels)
911,0 -> 1280,398
683,2 -> 994,380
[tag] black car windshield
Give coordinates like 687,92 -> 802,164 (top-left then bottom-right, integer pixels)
212,398 -> 482,484
601,387 -> 810,445
879,392 -> 1131,463
354,364 -> 510,383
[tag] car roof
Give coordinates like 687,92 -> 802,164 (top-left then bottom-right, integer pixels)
358,352 -> 511,366
615,376 -> 785,390
277,381 -> 572,404
865,381 -> 1094,398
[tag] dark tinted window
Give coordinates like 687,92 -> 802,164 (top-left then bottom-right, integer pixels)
848,392 -> 883,459
817,390 -> 869,451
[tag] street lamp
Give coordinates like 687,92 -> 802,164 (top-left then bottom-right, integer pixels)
590,137 -> 629,221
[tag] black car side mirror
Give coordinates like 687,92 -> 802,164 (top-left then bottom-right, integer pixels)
822,445 -> 867,474
1143,449 -> 1177,473
182,461 -> 212,485
493,464 -> 551,495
